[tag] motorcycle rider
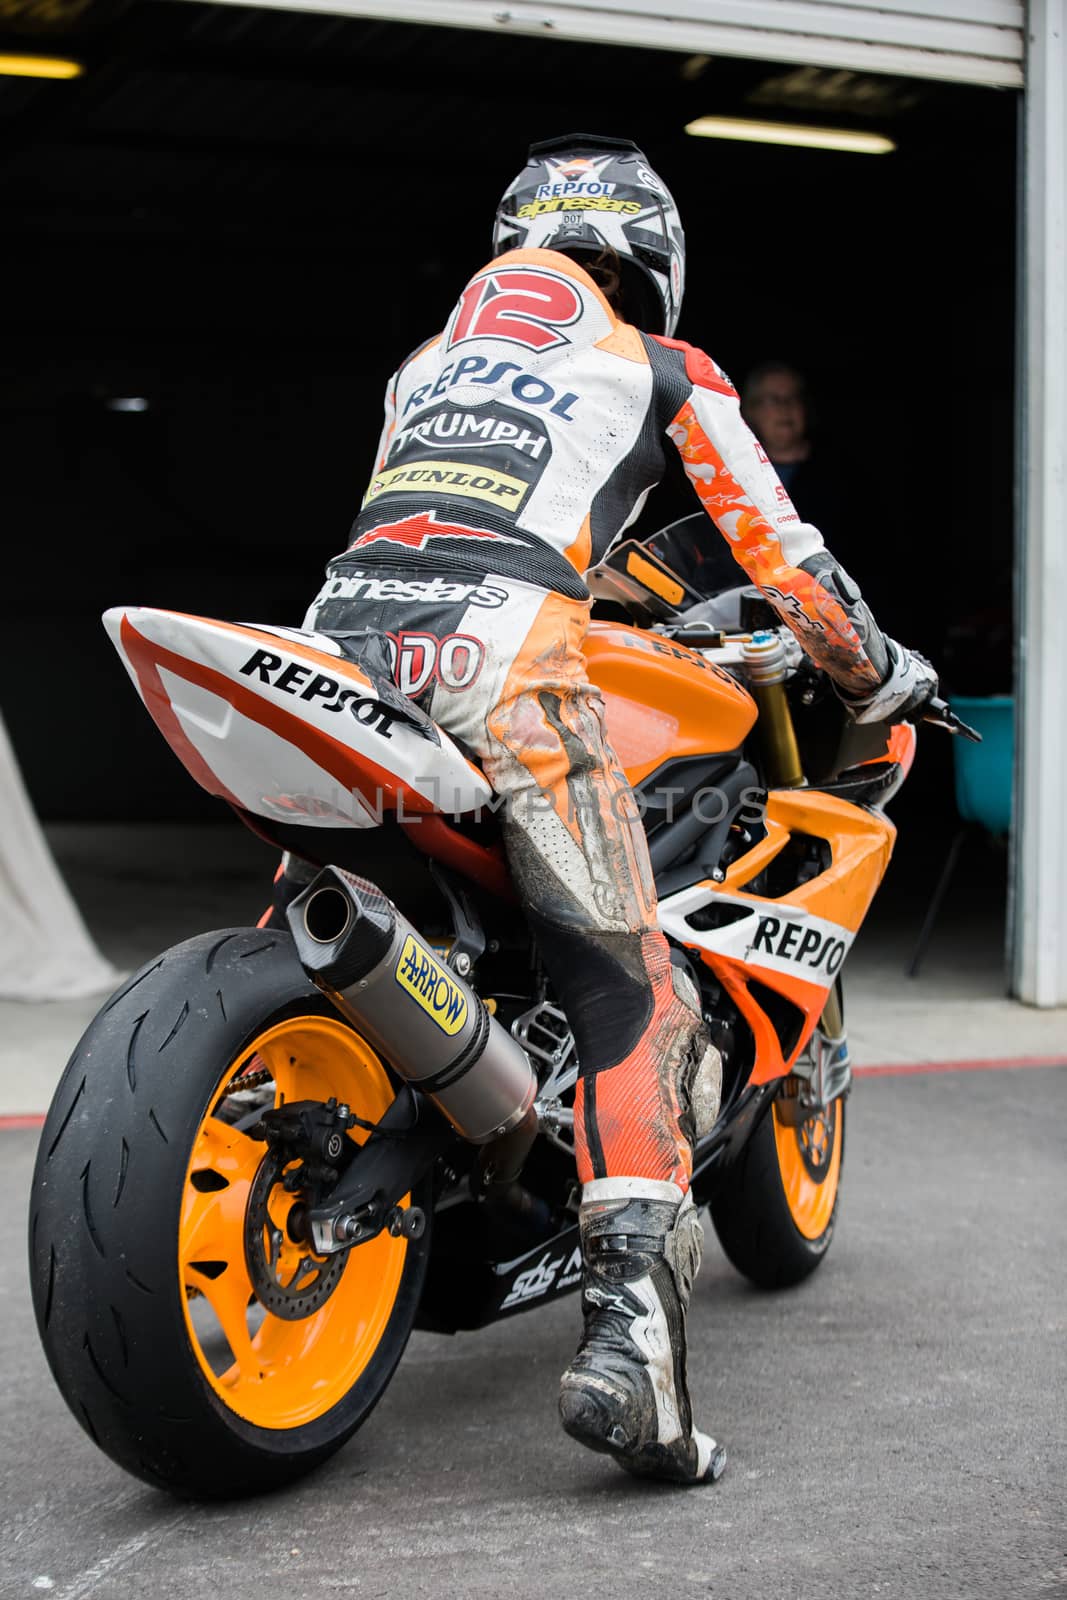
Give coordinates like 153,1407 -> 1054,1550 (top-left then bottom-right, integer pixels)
275,134 -> 938,1485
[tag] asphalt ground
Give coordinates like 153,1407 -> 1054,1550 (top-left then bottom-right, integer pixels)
3,1063 -> 1065,1600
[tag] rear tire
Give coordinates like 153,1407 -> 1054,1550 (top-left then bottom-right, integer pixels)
28,928 -> 430,1498
708,1094 -> 845,1290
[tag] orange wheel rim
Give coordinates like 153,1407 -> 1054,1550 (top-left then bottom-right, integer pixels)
178,1015 -> 408,1429
772,1097 -> 842,1242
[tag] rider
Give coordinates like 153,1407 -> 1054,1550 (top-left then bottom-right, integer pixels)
279,134 -> 938,1485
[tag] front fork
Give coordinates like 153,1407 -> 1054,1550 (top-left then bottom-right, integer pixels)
775,981 -> 851,1126
745,637 -> 849,1119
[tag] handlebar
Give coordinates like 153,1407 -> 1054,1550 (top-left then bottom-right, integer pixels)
660,618 -> 984,743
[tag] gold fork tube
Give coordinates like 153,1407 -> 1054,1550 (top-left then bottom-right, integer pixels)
750,678 -> 805,789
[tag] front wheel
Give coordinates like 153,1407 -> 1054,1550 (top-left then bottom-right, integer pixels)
28,928 -> 430,1497
708,1093 -> 845,1289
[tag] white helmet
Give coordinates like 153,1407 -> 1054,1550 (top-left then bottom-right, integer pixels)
493,133 -> 686,337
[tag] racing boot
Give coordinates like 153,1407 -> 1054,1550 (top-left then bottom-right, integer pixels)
558,1177 -> 727,1485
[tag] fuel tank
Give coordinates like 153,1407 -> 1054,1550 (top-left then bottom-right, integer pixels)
584,621 -> 757,784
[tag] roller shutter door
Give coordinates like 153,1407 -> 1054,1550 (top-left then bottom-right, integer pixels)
204,0 -> 1024,87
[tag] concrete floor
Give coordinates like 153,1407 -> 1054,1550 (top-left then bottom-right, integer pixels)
4,1065 -> 1065,1599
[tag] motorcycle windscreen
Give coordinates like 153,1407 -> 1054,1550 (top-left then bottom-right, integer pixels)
103,607 -> 493,827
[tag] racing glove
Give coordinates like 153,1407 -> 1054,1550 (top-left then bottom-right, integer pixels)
839,637 -> 938,724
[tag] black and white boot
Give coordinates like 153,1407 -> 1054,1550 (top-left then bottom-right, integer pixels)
559,1178 -> 727,1485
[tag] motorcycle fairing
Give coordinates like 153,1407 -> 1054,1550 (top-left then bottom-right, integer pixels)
104,607 -> 493,828
659,787 -> 895,1086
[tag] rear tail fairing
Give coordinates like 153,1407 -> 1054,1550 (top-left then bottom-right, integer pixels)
658,787 -> 896,1087
104,607 -> 492,827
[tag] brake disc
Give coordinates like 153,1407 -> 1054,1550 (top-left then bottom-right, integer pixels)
798,1110 -> 833,1178
244,1149 -> 347,1321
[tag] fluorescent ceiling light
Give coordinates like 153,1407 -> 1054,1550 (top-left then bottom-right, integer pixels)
686,116 -> 895,155
0,54 -> 84,80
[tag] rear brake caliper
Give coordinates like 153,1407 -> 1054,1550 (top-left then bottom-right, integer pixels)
249,1096 -> 426,1262
244,1099 -> 358,1319
251,1097 -> 355,1194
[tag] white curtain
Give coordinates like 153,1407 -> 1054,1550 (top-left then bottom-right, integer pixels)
0,712 -> 122,1001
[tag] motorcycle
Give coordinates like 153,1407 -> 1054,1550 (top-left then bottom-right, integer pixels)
27,515 -> 977,1496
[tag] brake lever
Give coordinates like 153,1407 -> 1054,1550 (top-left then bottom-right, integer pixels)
921,697 -> 982,742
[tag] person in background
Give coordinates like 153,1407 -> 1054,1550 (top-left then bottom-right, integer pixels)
741,361 -> 844,549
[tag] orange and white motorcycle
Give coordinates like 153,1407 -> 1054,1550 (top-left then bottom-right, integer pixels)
28,517 -> 975,1497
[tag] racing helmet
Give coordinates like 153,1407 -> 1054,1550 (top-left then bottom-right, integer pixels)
492,133 -> 685,337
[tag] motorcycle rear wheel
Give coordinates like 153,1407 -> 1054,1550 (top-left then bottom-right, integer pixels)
28,928 -> 430,1498
708,1093 -> 845,1289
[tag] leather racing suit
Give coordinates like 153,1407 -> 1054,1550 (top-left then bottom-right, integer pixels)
290,246 -> 901,1480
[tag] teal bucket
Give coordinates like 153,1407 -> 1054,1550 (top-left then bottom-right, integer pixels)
950,695 -> 1014,835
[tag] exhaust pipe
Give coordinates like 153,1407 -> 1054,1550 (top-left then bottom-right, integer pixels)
286,866 -> 537,1145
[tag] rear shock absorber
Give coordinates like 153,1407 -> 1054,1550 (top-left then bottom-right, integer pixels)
742,630 -> 805,789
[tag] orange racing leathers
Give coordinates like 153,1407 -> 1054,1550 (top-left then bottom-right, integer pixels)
303,248 -> 892,1189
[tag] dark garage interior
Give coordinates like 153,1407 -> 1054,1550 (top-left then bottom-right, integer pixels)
1,2 -> 1017,838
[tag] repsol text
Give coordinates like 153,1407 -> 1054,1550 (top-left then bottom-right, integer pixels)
403,358 -> 579,421
239,650 -> 396,738
752,915 -> 847,976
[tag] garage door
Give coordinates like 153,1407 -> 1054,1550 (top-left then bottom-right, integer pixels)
202,0 -> 1025,87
